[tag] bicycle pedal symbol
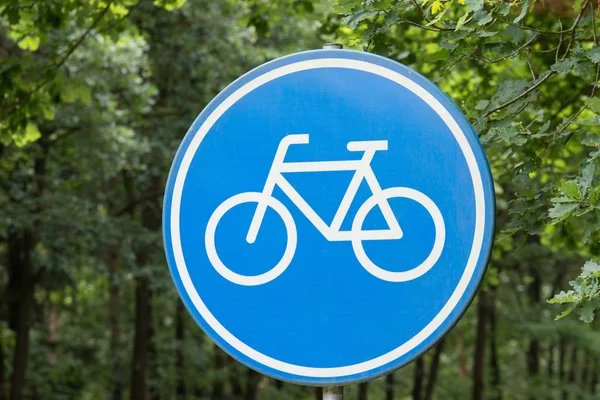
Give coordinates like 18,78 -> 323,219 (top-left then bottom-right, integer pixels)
205,134 -> 446,286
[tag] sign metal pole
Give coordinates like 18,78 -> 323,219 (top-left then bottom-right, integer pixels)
323,386 -> 343,400
319,41 -> 346,400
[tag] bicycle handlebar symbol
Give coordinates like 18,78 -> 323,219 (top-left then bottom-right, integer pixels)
205,134 -> 446,286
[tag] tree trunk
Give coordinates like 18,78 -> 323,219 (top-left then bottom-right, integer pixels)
413,357 -> 424,400
590,358 -> 597,394
229,361 -> 243,400
244,368 -> 260,400
314,387 -> 323,400
581,354 -> 590,400
424,339 -> 445,400
559,339 -> 567,400
457,325 -> 468,378
108,245 -> 122,400
175,300 -> 186,399
130,275 -> 152,400
386,372 -> 395,400
472,291 -> 487,400
211,347 -> 225,400
274,380 -> 283,391
547,343 -> 555,379
8,143 -> 47,400
0,324 -> 5,400
567,347 -> 578,398
8,230 -> 35,400
489,287 -> 502,400
358,382 -> 369,400
148,294 -> 159,400
46,303 -> 58,365
527,270 -> 541,400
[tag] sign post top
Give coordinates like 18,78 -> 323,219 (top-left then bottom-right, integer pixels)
163,49 -> 495,385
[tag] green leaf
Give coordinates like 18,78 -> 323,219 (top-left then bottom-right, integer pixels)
589,97 -> 600,114
560,180 -> 580,199
343,10 -> 379,29
514,0 -> 528,23
333,0 -> 362,13
475,11 -> 493,26
153,0 -> 187,11
582,260 -> 600,278
555,303 -> 577,320
551,59 -> 577,74
42,107 -> 55,121
573,0 -> 585,10
17,35 -> 40,51
475,100 -> 489,110
455,12 -> 470,31
548,201 -> 579,222
465,0 -> 483,12
548,290 -> 576,304
12,122 -> 41,147
587,46 -> 600,63
579,302 -> 596,323
579,162 -> 595,196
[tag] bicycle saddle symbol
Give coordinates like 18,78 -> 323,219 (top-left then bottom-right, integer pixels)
205,134 -> 446,286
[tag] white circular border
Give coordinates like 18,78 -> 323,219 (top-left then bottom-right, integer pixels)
169,58 -> 485,378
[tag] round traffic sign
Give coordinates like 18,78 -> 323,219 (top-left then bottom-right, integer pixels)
163,49 -> 495,384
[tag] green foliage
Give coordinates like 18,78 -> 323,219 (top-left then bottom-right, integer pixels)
550,260 -> 600,322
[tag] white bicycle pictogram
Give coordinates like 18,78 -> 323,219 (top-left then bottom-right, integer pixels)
205,134 -> 446,286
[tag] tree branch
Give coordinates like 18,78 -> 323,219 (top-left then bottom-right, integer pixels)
484,71 -> 556,117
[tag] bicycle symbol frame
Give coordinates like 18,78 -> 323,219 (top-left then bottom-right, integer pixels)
205,134 -> 446,286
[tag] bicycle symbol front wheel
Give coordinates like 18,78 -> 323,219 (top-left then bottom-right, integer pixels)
205,192 -> 297,286
352,187 -> 446,282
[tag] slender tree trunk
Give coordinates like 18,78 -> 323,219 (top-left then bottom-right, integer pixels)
244,368 -> 260,400
8,230 -> 35,400
358,382 -> 369,400
108,245 -> 122,400
148,295 -> 159,400
589,358 -> 597,394
547,343 -> 555,379
424,339 -> 445,400
46,303 -> 58,365
228,361 -> 243,400
212,347 -> 225,400
472,291 -> 487,400
489,287 -> 502,400
8,144 -> 47,400
274,380 -> 283,391
0,321 -> 5,400
581,354 -> 590,400
527,270 -> 541,400
175,300 -> 186,399
127,173 -> 160,400
559,339 -> 567,400
314,387 -> 323,400
386,372 -> 395,400
567,347 -> 578,400
131,275 -> 151,400
457,325 -> 468,378
413,357 -> 424,400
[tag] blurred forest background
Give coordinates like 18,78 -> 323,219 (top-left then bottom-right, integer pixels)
2,0 -> 600,399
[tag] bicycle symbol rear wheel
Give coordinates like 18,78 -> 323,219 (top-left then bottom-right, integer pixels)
351,187 -> 446,282
205,192 -> 297,286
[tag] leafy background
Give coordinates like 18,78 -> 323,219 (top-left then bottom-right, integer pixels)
1,0 -> 600,399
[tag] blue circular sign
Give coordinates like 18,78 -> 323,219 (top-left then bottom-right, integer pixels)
163,50 -> 495,384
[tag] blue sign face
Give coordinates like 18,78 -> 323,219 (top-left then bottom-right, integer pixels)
163,50 -> 495,385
